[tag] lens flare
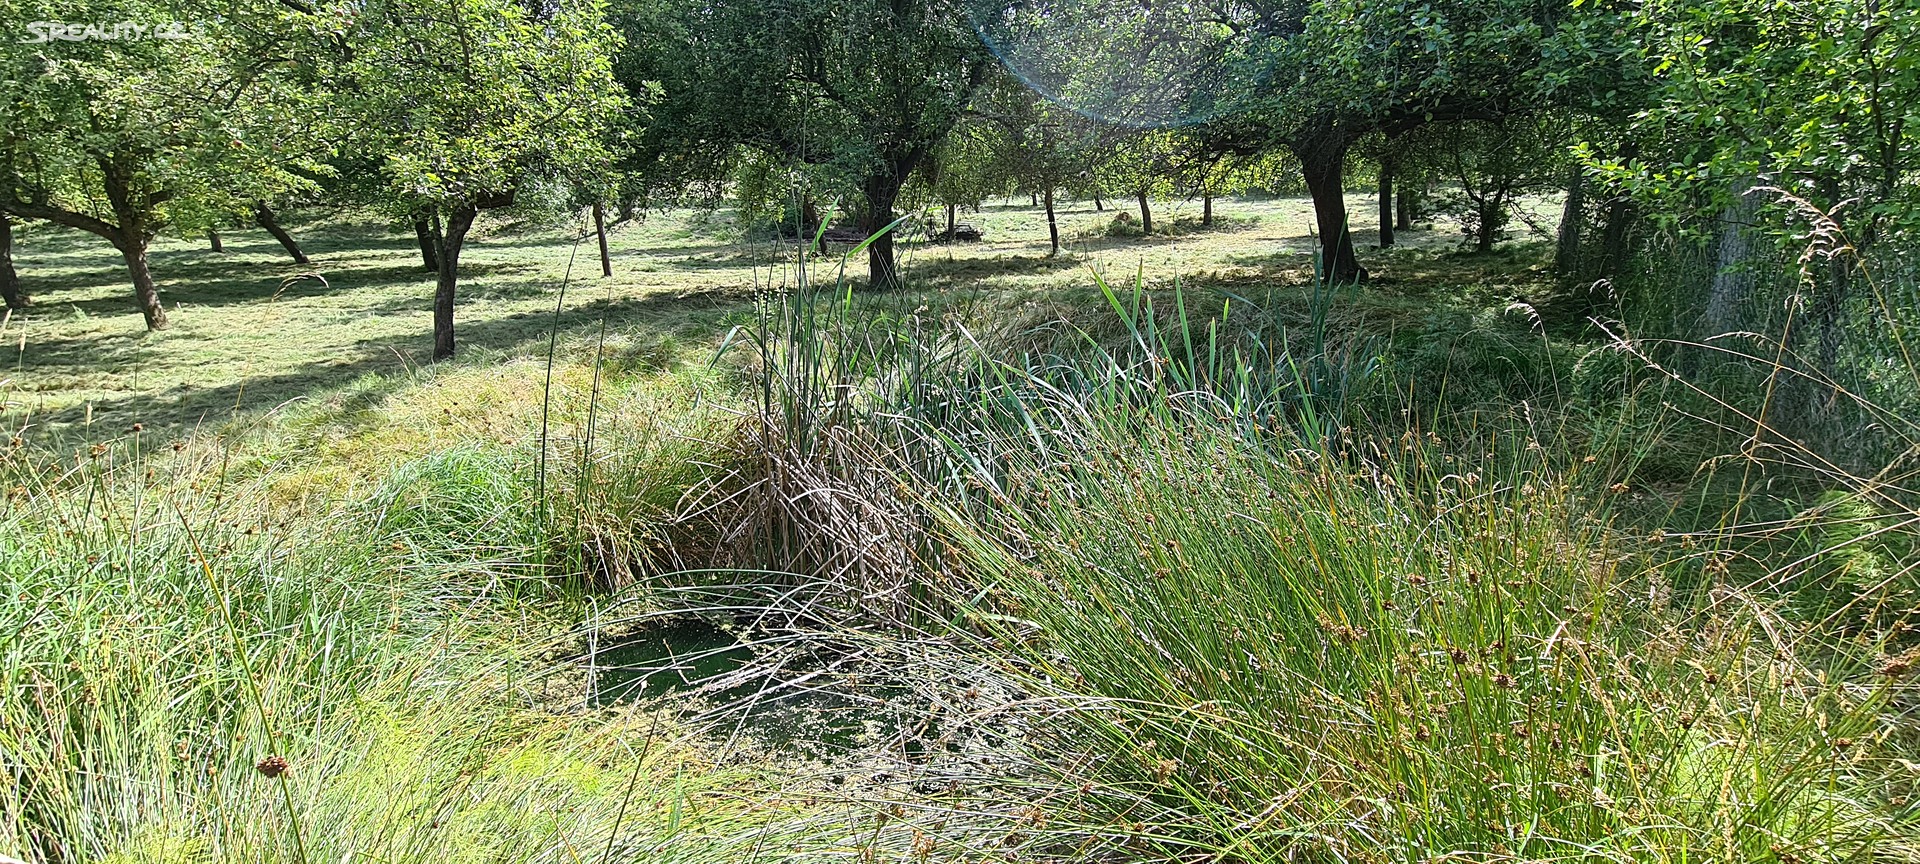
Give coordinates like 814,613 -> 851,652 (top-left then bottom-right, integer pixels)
965,0 -> 1253,128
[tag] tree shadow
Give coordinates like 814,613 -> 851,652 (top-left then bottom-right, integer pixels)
904,253 -> 1083,287
627,240 -> 776,260
1055,228 -> 1273,258
19,252 -> 554,320
10,223 -> 117,258
4,329 -> 150,375
17,286 -> 749,439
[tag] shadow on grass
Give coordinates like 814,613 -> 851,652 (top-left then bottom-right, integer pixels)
19,287 -> 748,439
904,253 -> 1083,287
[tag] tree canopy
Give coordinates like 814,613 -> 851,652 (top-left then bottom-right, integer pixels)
0,0 -> 324,328
313,0 -> 625,358
622,0 -> 994,286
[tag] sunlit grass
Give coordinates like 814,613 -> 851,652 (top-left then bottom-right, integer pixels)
0,346 -> 797,862
941,421 -> 1912,861
0,194 -> 1485,440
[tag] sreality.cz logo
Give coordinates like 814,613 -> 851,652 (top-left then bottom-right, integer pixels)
22,21 -> 197,43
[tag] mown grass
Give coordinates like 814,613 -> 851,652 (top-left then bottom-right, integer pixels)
0,193 -> 1499,439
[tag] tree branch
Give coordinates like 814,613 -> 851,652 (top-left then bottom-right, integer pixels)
0,198 -> 124,245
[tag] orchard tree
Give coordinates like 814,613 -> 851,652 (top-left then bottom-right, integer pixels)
1357,132 -> 1411,248
730,149 -> 849,240
251,201 -> 312,264
973,83 -> 1110,255
318,0 -> 624,360
0,0 -> 323,329
917,119 -> 1007,240
1182,145 -> 1242,228
1203,0 -> 1631,282
1618,0 -> 1919,246
1095,130 -> 1188,236
1428,114 -> 1570,253
626,0 -> 994,288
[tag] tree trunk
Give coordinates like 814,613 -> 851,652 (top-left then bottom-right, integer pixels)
1297,138 -> 1366,283
945,203 -> 956,237
1813,255 -> 1851,385
0,219 -> 26,309
121,239 -> 167,330
1044,186 -> 1059,256
1396,186 -> 1414,231
208,230 -> 223,253
1203,192 -> 1215,227
1136,190 -> 1153,235
1377,164 -> 1394,248
1595,191 -> 1635,289
1029,191 -> 1038,208
593,202 -> 612,277
432,205 -> 477,361
1591,141 -> 1638,295
1475,199 -> 1499,254
99,161 -> 169,330
1704,177 -> 1761,335
862,173 -> 903,289
1553,165 -> 1586,280
254,205 -> 309,264
412,211 -> 439,271
1093,190 -> 1104,212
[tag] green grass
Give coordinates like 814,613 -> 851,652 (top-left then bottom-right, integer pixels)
0,193 -> 1508,440
0,348 -> 837,861
2,192 -> 1913,864
941,423 -> 1910,861
701,258 -> 1918,861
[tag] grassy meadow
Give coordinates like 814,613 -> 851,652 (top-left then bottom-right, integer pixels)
1,194 -> 1915,863
0,193 -> 1512,437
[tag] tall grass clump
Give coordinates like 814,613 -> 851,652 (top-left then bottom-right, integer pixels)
933,419 -> 1913,862
706,242 -> 1918,860
713,260 -> 1392,616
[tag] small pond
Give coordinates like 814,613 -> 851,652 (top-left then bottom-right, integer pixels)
585,615 -> 923,758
